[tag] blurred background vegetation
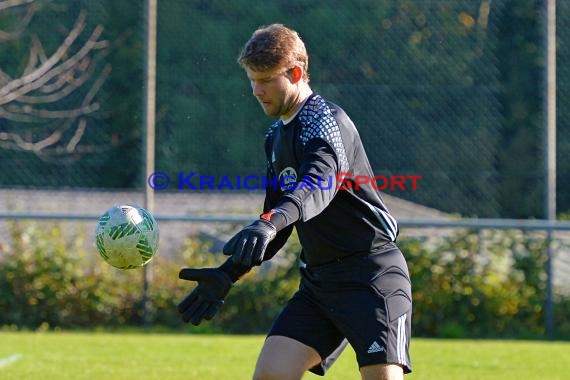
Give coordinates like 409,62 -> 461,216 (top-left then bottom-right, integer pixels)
2,0 -> 570,340
1,221 -> 569,339
0,0 -> 568,218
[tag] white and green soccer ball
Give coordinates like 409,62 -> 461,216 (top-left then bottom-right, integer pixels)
95,204 -> 159,269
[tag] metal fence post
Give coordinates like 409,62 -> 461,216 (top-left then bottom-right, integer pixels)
142,0 -> 157,328
544,0 -> 557,340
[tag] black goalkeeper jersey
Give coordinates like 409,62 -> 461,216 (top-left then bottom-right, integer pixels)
263,93 -> 399,266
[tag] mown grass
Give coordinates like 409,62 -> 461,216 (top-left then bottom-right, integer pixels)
0,332 -> 568,379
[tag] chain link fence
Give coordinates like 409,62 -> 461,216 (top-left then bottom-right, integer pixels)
1,0 -> 567,219
1,0 -> 569,336
557,0 -> 570,216
154,0 -> 507,217
0,0 -> 144,188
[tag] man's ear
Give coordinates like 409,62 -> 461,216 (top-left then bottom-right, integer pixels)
290,66 -> 303,83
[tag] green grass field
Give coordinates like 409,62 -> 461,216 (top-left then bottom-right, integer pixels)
0,332 -> 568,379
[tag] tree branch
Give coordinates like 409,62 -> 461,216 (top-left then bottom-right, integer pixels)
0,5 -> 112,157
0,0 -> 37,12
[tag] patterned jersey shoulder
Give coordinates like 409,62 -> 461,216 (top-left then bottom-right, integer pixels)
298,95 -> 349,172
265,119 -> 282,142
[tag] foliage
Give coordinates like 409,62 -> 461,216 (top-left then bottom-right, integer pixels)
0,221 -> 146,328
402,229 -> 554,338
155,0 -> 505,216
495,0 -> 544,218
1,221 -> 570,339
2,0 -> 570,218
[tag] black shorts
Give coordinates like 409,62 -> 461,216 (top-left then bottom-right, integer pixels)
267,245 -> 412,375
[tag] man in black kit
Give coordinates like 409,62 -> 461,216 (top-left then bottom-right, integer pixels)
178,23 -> 413,380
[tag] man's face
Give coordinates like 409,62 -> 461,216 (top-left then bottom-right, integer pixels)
245,66 -> 298,118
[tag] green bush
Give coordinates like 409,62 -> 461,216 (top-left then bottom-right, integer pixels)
402,229 -> 553,338
0,221 -> 150,329
1,221 -> 569,339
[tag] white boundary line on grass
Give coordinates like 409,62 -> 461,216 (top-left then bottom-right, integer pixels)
0,354 -> 23,369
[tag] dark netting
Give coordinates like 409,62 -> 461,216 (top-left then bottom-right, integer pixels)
0,0 -> 144,188
1,0 -> 565,219
557,1 -> 570,218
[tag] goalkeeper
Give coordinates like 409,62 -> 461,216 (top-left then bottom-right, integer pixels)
178,23 -> 412,380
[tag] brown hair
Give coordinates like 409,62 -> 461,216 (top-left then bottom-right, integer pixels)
237,24 -> 309,82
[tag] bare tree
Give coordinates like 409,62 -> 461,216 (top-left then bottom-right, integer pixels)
0,0 -> 111,158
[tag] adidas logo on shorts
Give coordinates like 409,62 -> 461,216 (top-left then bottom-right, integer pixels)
367,341 -> 385,354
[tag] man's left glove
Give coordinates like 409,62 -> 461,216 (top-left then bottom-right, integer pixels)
223,219 -> 277,267
177,267 -> 233,325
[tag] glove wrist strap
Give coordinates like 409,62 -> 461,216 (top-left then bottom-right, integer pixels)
260,209 -> 287,231
219,256 -> 251,282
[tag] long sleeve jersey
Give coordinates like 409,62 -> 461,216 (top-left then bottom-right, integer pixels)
263,93 -> 399,266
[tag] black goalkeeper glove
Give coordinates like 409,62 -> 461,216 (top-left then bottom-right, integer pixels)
177,267 -> 233,325
223,219 -> 277,267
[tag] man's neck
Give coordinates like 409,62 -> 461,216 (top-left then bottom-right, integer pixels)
281,85 -> 313,124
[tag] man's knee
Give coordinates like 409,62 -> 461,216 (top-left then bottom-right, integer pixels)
253,361 -> 304,380
360,363 -> 404,380
253,336 -> 321,380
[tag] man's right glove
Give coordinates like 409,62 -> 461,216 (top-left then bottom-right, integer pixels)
177,267 -> 233,325
223,219 -> 277,267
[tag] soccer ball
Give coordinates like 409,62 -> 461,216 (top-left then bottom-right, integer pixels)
95,204 -> 159,269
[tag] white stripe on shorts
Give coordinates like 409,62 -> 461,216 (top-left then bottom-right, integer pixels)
396,314 -> 407,366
